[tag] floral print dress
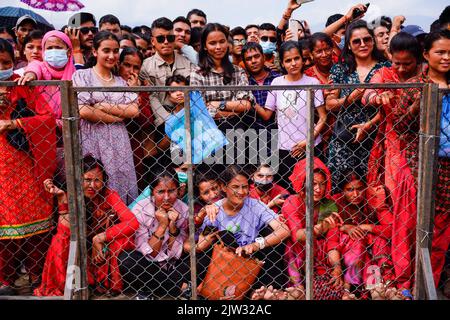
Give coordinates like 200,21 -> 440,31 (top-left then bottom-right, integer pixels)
327,61 -> 390,192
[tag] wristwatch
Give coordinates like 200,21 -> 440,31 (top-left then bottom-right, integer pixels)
255,237 -> 266,250
218,100 -> 227,111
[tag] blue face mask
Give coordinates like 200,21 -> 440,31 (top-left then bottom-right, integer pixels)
338,36 -> 345,50
260,41 -> 277,55
177,171 -> 188,184
0,67 -> 13,81
44,49 -> 69,69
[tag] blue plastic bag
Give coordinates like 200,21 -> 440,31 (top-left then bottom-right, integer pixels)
439,94 -> 450,158
165,91 -> 228,164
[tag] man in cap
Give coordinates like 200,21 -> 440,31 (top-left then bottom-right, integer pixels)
14,15 -> 37,67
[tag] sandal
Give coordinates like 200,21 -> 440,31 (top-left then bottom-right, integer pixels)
400,289 -> 414,300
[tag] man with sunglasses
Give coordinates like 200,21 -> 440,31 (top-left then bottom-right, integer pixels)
259,23 -> 280,73
67,12 -> 98,68
139,17 -> 195,128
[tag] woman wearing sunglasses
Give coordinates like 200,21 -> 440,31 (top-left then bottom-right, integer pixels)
325,20 -> 389,193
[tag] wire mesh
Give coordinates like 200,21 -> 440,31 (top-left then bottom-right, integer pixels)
0,80 -> 447,301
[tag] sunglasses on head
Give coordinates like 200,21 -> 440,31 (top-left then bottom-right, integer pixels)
155,34 -> 175,43
351,36 -> 373,46
260,36 -> 277,43
79,27 -> 98,35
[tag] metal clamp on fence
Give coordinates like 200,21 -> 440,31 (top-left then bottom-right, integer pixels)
61,116 -> 79,122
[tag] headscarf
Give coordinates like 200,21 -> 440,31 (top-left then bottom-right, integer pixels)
25,30 -> 76,121
289,157 -> 332,197
40,30 -> 76,80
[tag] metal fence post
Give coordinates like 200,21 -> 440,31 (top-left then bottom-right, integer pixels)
183,90 -> 198,300
305,89 -> 315,300
415,83 -> 440,300
60,81 -> 89,300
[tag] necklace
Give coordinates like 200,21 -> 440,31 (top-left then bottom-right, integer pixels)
93,66 -> 113,82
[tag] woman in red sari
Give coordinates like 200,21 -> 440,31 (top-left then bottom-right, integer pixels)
361,32 -> 423,294
34,155 -> 139,297
389,30 -> 449,292
0,39 -> 56,295
282,157 -> 346,300
332,170 -> 394,295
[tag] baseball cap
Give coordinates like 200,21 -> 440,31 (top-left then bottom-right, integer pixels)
402,25 -> 427,37
15,15 -> 37,29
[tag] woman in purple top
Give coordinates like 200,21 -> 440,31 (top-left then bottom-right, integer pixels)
72,31 -> 139,204
255,41 -> 327,191
182,165 -> 290,295
119,168 -> 189,300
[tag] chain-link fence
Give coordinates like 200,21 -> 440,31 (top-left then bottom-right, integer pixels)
0,81 -> 447,301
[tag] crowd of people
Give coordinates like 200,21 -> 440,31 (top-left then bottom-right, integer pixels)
0,0 -> 449,300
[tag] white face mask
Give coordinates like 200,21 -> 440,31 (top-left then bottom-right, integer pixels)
44,49 -> 69,68
0,67 -> 13,80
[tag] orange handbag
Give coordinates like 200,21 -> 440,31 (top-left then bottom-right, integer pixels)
198,241 -> 264,300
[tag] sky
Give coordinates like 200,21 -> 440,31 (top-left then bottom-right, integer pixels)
1,0 -> 448,32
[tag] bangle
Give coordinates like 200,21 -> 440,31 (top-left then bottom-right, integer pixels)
169,228 -> 180,237
153,233 -> 165,241
58,203 -> 69,213
194,216 -> 203,226
73,49 -> 82,54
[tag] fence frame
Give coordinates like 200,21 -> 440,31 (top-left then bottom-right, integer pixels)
0,81 -> 444,300
71,82 -> 442,300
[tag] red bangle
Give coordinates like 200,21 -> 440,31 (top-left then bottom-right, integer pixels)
58,203 -> 69,213
194,216 -> 202,226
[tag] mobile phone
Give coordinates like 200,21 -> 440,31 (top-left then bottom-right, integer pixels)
296,0 -> 315,4
352,3 -> 370,19
288,19 -> 300,41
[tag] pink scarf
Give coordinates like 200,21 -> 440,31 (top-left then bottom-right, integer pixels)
26,30 -> 76,121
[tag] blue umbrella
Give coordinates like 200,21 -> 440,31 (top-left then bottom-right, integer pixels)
0,6 -> 54,31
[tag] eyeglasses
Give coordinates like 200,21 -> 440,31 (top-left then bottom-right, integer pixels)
351,36 -> 373,46
233,39 -> 246,45
155,35 -> 176,43
79,27 -> 98,35
260,36 -> 277,43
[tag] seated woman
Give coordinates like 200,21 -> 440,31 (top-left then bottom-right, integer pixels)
249,164 -> 290,214
331,170 -> 394,296
184,165 -> 290,296
282,157 -> 346,300
119,168 -> 189,300
34,155 -> 139,297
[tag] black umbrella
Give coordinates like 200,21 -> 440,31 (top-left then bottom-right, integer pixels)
0,6 -> 54,32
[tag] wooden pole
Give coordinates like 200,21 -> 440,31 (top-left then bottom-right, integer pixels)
305,89 -> 315,300
184,90 -> 198,300
415,83 -> 440,300
60,81 -> 89,300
